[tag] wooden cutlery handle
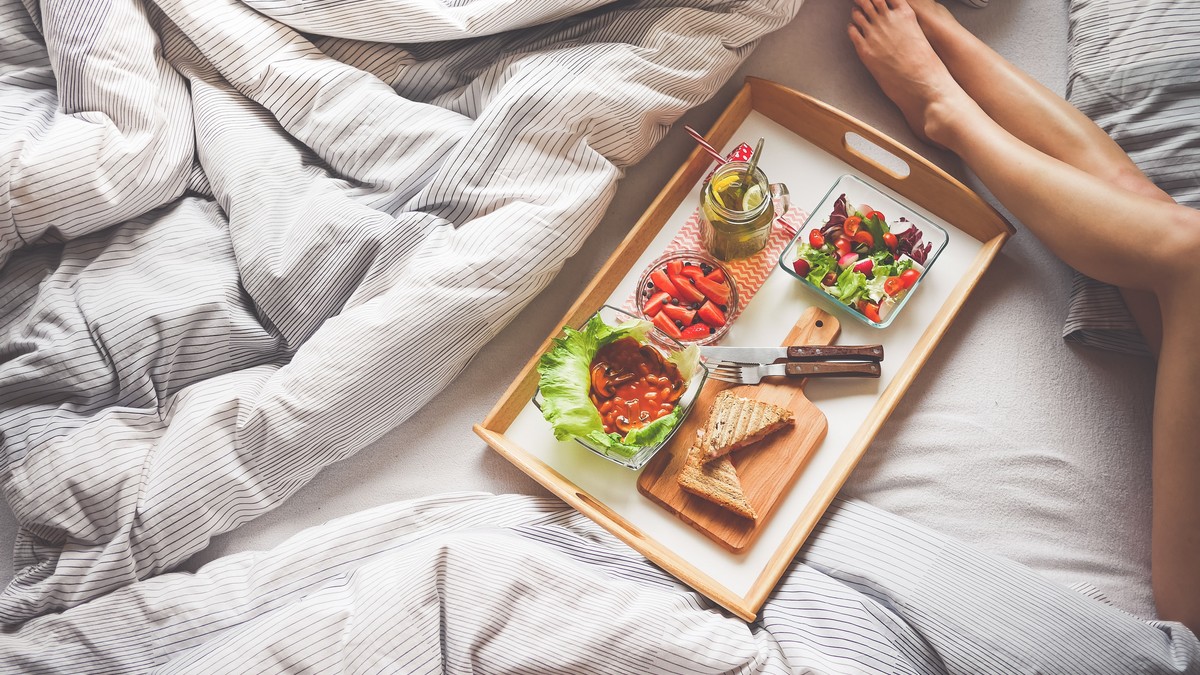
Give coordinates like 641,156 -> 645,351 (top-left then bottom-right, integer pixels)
784,361 -> 881,378
785,345 -> 884,361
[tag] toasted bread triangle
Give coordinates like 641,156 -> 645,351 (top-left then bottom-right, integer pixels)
677,437 -> 757,520
702,391 -> 794,461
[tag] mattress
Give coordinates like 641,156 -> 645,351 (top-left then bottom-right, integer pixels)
0,0 -> 1159,624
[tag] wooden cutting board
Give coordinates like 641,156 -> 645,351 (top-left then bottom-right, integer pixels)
637,307 -> 839,552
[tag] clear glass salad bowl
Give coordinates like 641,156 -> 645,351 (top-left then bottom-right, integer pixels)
532,304 -> 709,470
778,174 -> 948,329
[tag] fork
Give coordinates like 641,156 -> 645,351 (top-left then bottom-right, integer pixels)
710,360 -> 880,385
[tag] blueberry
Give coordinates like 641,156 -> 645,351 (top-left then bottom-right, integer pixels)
718,304 -> 727,312
684,261 -> 695,266
670,298 -> 679,305
700,264 -> 712,274
674,320 -> 684,328
689,303 -> 700,310
646,281 -> 653,288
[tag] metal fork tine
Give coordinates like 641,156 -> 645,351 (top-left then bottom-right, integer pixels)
708,372 -> 742,384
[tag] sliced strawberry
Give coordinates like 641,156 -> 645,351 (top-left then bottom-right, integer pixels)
666,260 -> 684,277
643,291 -> 670,316
661,304 -> 696,325
652,311 -> 683,339
650,269 -> 680,298
692,276 -> 730,306
680,266 -> 706,281
679,323 -> 711,341
671,275 -> 706,305
696,301 -> 726,328
705,268 -> 726,284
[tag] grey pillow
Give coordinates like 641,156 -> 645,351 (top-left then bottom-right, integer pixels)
1063,0 -> 1200,356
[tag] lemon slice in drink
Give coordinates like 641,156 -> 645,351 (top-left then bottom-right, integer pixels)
711,173 -> 742,209
741,184 -> 765,211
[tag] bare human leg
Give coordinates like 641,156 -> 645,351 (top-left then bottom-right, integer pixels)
903,0 -> 1166,352
848,0 -> 1200,631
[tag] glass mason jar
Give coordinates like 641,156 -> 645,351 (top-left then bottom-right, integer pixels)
699,162 -> 790,261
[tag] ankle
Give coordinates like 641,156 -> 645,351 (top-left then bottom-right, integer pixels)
921,94 -> 971,149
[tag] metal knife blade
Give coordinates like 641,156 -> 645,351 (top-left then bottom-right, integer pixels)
699,344 -> 884,363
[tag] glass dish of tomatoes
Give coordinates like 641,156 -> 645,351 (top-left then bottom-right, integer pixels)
635,250 -> 738,345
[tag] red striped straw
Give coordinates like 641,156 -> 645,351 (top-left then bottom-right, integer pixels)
684,125 -> 727,164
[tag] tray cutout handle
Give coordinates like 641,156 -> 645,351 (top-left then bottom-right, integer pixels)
844,132 -> 910,180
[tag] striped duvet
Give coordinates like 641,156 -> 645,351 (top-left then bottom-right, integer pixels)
0,0 -> 795,623
1,0 -> 1197,671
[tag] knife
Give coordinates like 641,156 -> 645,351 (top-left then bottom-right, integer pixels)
699,344 -> 884,363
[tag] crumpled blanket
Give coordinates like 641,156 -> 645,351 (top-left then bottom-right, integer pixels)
0,493 -> 1194,674
0,0 -> 797,624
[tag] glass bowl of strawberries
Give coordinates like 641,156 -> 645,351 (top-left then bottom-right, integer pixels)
635,250 -> 738,346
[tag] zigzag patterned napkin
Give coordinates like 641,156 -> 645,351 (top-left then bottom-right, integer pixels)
622,205 -> 807,325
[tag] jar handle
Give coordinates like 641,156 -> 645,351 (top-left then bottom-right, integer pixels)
770,183 -> 790,216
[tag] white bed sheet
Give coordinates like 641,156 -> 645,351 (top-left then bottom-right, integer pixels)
0,0 -> 1157,620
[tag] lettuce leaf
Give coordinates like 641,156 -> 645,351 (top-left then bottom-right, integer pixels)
795,243 -> 837,286
536,315 -> 698,459
832,267 -> 869,305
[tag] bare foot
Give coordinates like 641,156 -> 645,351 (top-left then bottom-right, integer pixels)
847,0 -> 975,147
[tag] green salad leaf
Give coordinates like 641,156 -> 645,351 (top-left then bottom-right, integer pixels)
832,267 -> 869,305
795,243 -> 837,286
536,314 -> 699,459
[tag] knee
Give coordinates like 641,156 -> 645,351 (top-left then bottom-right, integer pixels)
1151,204 -> 1200,297
1109,165 -> 1174,204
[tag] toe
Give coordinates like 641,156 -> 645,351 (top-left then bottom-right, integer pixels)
850,7 -> 870,30
853,0 -> 876,18
848,20 -> 865,45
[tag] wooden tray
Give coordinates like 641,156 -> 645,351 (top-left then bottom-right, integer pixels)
638,307 -> 838,552
475,77 -> 1013,621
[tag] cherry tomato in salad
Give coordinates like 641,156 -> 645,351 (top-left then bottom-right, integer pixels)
883,276 -> 905,297
821,272 -> 838,286
852,230 -> 875,248
883,232 -> 898,251
863,210 -> 885,223
808,229 -> 825,248
899,268 -> 921,289
843,216 -> 862,236
834,237 -> 852,255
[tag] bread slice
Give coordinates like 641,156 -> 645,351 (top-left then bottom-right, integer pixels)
701,391 -> 794,461
677,435 -> 757,520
